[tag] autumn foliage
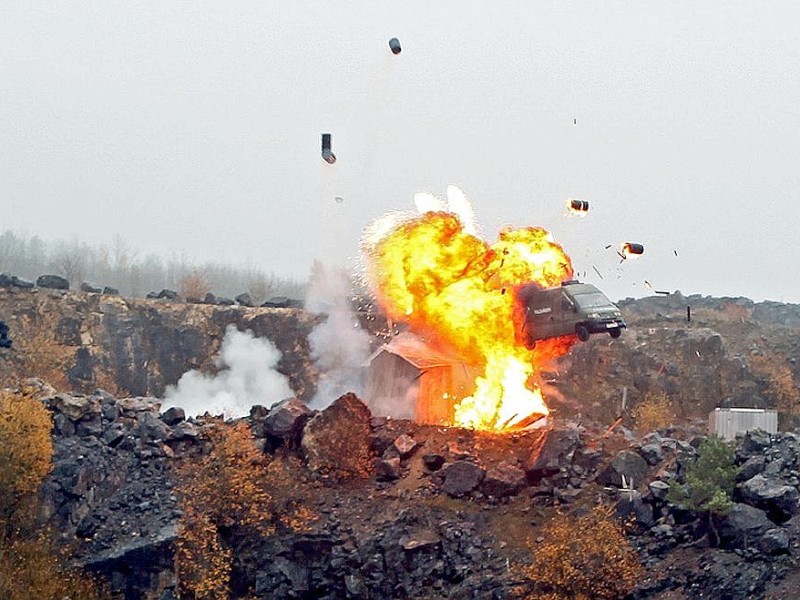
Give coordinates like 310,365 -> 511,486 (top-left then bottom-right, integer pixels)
631,391 -> 676,433
0,387 -> 105,599
180,271 -> 213,301
749,354 -> 800,426
523,505 -> 643,600
175,421 -> 314,599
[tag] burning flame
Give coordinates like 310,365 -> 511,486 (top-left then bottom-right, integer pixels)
363,189 -> 576,431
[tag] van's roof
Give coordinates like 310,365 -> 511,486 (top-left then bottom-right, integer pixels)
517,280 -> 602,296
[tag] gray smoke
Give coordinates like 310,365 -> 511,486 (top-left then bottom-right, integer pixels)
162,325 -> 292,418
305,261 -> 371,409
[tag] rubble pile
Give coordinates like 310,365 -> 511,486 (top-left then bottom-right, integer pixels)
32,381 -> 800,599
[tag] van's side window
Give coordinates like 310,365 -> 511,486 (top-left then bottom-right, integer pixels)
561,294 -> 574,311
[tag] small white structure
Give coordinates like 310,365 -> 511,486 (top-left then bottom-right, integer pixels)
709,408 -> 778,441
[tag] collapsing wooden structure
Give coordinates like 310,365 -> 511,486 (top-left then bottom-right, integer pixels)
365,332 -> 479,425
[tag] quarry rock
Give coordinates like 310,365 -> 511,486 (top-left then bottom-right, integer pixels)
51,393 -> 101,422
393,433 -> 418,458
80,282 -> 102,293
263,397 -> 312,439
524,426 -> 581,481
137,412 -> 172,443
638,442 -> 664,466
301,393 -> 372,478
738,455 -> 767,482
648,480 -> 670,500
376,457 -> 402,481
615,490 -> 654,529
736,474 -> 800,523
422,453 -> 446,471
169,421 -> 199,441
160,406 -> 185,426
758,527 -> 791,555
596,449 -> 650,488
441,460 -> 485,497
235,292 -> 254,307
716,503 -> 773,548
37,274 -> 70,290
480,461 -> 527,498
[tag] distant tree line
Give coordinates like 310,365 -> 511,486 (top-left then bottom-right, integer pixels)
0,230 -> 305,303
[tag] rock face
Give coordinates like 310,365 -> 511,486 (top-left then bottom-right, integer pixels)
0,289 -> 321,401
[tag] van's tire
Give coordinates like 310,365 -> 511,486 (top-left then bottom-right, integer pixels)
575,325 -> 590,342
609,328 -> 622,339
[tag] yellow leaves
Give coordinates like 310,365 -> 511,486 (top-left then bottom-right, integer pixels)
175,421 -> 317,598
631,391 -> 676,433
0,389 -> 53,528
0,390 -> 104,599
523,505 -> 643,600
749,354 -> 800,423
0,533 -> 106,600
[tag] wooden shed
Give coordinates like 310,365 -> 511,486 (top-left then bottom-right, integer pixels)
365,332 -> 479,425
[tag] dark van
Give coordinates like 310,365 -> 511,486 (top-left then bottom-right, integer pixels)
516,281 -> 625,347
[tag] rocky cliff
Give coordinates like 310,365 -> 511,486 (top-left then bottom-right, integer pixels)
0,286 -> 320,402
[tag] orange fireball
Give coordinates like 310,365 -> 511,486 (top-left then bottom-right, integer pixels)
363,197 -> 575,430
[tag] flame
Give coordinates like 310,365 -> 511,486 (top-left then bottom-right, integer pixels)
363,191 -> 576,431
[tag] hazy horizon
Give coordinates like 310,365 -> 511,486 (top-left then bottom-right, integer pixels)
3,2 -> 799,303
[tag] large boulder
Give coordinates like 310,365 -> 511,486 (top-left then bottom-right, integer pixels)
441,460 -> 485,497
235,293 -> 254,307
715,503 -> 773,548
480,462 -> 527,498
160,406 -> 185,426
264,397 -> 312,441
758,528 -> 791,555
524,427 -> 581,482
597,450 -> 650,488
50,393 -> 100,422
736,474 -> 800,523
301,393 -> 373,479
36,274 -> 69,290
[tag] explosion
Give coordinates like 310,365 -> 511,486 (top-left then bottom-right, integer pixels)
362,187 -> 576,431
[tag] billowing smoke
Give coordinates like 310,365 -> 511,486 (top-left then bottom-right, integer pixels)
305,260 -> 371,409
162,325 -> 292,418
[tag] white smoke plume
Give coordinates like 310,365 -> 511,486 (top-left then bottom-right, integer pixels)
162,325 -> 292,419
305,260 -> 371,410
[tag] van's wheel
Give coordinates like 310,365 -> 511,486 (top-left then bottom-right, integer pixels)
575,325 -> 590,342
609,328 -> 622,339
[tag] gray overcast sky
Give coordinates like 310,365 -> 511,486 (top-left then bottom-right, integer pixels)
2,1 -> 800,302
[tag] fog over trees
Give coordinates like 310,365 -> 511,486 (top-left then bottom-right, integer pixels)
0,230 -> 305,303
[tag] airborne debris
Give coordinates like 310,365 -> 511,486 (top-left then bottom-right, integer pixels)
388,37 -> 402,55
335,196 -> 344,203
592,265 -> 604,279
621,242 -> 644,258
566,198 -> 589,213
321,133 -> 336,164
